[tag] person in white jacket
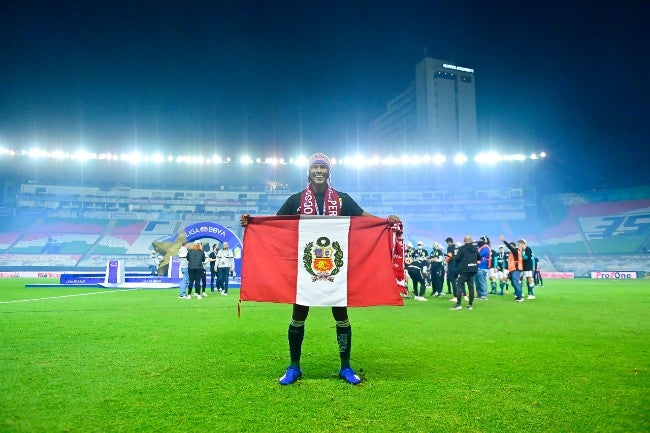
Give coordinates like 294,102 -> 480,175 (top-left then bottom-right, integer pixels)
215,242 -> 235,296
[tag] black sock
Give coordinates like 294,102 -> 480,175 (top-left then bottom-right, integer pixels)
336,320 -> 352,369
288,321 -> 305,367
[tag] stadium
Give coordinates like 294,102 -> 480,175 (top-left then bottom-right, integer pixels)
1,2 -> 648,433
0,147 -> 647,432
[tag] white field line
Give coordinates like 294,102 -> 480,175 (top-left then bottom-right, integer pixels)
0,288 -> 140,305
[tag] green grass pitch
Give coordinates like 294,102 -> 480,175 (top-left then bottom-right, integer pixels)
0,278 -> 648,432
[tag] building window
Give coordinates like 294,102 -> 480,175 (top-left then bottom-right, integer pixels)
435,71 -> 456,80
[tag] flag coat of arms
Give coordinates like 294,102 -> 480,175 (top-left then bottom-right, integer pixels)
240,215 -> 404,307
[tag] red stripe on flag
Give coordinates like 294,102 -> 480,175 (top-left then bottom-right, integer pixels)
347,217 -> 404,307
240,216 -> 299,304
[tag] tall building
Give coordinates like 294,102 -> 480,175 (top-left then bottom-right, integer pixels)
370,57 -> 477,153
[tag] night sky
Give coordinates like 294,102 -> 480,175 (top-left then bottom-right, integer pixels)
1,0 -> 648,191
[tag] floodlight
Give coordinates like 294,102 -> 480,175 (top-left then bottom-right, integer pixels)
128,151 -> 142,164
474,152 -> 503,165
382,156 -> 399,166
453,154 -> 468,165
432,154 -> 446,165
74,150 -> 95,162
240,155 -> 253,164
293,156 -> 308,166
28,148 -> 44,158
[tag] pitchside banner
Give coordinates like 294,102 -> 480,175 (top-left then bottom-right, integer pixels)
541,272 -> 574,279
590,271 -> 637,279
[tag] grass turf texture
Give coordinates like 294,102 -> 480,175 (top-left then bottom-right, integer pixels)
0,279 -> 647,432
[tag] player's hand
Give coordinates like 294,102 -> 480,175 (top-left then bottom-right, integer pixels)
388,214 -> 401,224
240,213 -> 250,227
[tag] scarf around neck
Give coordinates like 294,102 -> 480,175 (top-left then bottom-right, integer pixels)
299,182 -> 341,215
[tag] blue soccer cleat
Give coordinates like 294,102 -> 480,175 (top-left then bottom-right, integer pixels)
279,365 -> 302,385
339,366 -> 362,385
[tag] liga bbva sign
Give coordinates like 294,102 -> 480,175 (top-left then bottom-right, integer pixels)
183,221 -> 243,279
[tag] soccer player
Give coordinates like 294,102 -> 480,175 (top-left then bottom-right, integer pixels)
407,242 -> 428,301
500,235 -> 524,302
519,239 -> 536,299
429,242 -> 445,297
475,236 -> 491,299
533,254 -> 544,287
415,241 -> 430,289
488,243 -> 499,294
240,153 -> 401,386
495,245 -> 509,295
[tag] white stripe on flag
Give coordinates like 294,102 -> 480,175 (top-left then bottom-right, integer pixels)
296,216 -> 350,306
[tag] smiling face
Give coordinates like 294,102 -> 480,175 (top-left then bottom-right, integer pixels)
308,163 -> 330,191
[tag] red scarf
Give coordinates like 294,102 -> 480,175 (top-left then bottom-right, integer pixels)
299,182 -> 341,215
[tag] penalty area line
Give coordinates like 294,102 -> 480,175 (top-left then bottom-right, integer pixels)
0,288 -> 141,305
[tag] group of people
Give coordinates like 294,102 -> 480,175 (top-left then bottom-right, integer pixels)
177,240 -> 235,299
231,151 -> 543,387
405,234 -> 542,310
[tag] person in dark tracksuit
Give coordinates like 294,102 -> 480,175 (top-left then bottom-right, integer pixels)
186,241 -> 206,299
444,237 -> 458,295
450,235 -> 478,310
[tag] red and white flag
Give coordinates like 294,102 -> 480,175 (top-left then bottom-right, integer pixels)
240,215 -> 404,307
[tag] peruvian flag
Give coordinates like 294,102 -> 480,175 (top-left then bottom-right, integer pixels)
240,215 -> 404,307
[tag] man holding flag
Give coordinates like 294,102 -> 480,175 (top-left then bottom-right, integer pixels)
240,153 -> 402,386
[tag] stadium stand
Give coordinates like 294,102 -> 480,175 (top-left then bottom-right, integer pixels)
0,183 -> 647,276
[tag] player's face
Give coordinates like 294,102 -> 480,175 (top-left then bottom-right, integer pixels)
309,163 -> 329,186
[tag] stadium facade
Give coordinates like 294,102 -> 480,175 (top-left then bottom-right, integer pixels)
370,57 -> 477,153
